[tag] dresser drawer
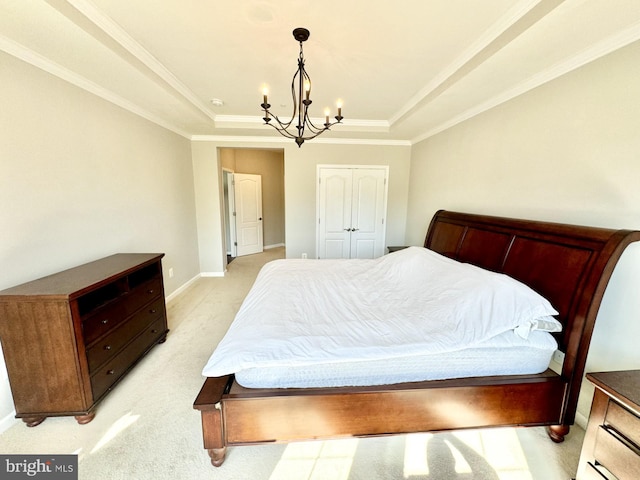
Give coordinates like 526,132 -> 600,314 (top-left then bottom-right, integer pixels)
90,315 -> 166,400
86,297 -> 165,373
583,462 -> 615,480
594,424 -> 640,479
83,278 -> 162,344
606,400 -> 640,448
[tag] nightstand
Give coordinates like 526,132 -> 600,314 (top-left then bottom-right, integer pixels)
575,370 -> 640,479
387,246 -> 409,254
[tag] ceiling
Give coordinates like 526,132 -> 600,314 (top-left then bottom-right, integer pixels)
2,0 -> 640,144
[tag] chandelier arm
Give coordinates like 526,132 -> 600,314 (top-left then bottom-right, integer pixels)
302,111 -> 329,134
296,46 -> 308,139
263,121 -> 298,139
268,111 -> 296,131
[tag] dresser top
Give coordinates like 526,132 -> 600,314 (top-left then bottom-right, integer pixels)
0,253 -> 164,299
587,370 -> 640,413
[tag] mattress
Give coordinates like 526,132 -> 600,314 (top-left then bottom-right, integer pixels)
203,247 -> 561,387
234,329 -> 557,388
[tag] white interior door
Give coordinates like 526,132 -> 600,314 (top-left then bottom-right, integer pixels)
318,168 -> 352,259
234,173 -> 263,256
317,166 -> 387,259
350,169 -> 387,259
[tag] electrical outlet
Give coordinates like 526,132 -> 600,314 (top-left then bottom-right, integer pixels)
301,253 -> 307,259
169,268 -> 174,278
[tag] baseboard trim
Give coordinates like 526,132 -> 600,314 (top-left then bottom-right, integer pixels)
165,273 -> 201,303
575,411 -> 588,430
0,410 -> 17,434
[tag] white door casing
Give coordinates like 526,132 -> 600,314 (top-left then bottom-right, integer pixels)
234,173 -> 264,256
224,170 -> 237,258
317,166 -> 388,259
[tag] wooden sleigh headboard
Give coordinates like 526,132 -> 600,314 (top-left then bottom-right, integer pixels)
425,210 -> 640,425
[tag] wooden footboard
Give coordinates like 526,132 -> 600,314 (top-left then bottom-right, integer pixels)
194,371 -> 568,467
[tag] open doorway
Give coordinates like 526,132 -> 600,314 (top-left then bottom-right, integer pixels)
219,148 -> 285,264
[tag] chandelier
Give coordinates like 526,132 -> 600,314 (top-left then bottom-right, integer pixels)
260,28 -> 343,147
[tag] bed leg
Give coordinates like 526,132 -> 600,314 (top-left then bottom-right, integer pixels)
547,424 -> 570,442
199,407 -> 227,467
194,376 -> 233,467
207,447 -> 227,467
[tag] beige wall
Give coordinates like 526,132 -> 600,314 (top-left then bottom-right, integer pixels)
191,142 -> 225,274
192,140 -> 411,266
219,148 -> 285,248
0,52 -> 200,428
406,40 -> 640,423
284,142 -> 412,259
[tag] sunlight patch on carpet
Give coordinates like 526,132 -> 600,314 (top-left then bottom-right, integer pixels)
404,428 -> 533,479
90,412 -> 140,454
269,438 -> 358,480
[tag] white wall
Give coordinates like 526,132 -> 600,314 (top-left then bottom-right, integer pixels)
0,53 -> 200,429
406,40 -> 640,424
191,140 -> 412,269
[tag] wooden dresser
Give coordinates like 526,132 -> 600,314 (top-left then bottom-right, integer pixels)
0,253 -> 169,426
576,370 -> 640,479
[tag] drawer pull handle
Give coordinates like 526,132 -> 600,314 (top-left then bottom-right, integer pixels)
151,329 -> 158,334
149,309 -> 157,314
101,319 -> 109,325
106,369 -> 115,375
148,289 -> 155,294
104,345 -> 112,351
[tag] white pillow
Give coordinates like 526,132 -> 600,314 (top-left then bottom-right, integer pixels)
514,315 -> 563,339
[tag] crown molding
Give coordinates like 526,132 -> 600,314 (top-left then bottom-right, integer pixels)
0,34 -> 191,139
410,19 -> 640,145
390,0 -> 544,126
191,135 -> 410,147
214,115 -> 390,133
65,0 -> 216,123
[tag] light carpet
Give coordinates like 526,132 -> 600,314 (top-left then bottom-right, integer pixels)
0,247 -> 583,479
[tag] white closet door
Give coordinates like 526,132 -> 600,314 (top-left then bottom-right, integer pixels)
350,168 -> 387,259
318,168 -> 352,259
317,166 -> 387,259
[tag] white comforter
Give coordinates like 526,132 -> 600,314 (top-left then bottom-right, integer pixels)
202,247 -> 559,378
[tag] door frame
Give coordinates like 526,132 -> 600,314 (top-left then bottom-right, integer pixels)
222,169 -> 237,258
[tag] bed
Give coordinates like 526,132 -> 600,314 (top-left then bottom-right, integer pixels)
194,210 -> 640,467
